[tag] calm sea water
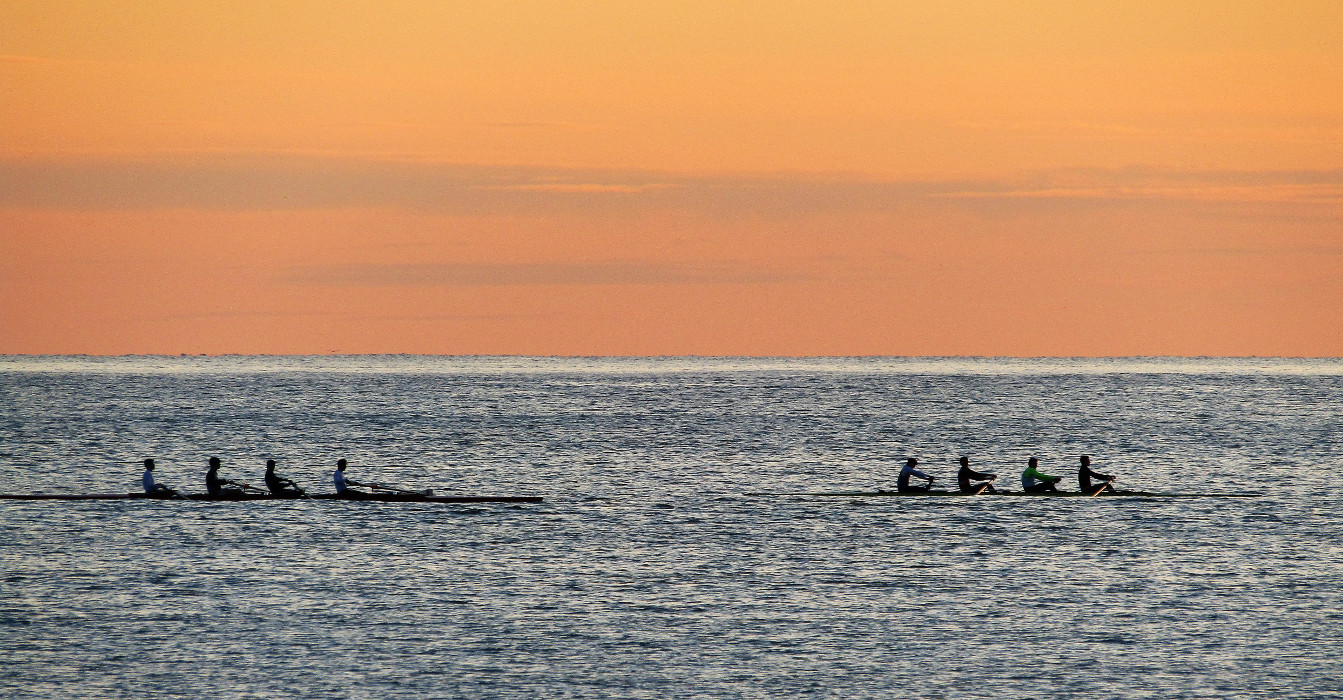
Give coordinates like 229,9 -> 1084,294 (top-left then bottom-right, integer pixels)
2,356 -> 1341,699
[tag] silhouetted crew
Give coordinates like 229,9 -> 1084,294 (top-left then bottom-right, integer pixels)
333,459 -> 369,498
1021,457 -> 1061,493
1078,455 -> 1115,493
141,459 -> 176,497
205,457 -> 244,497
957,456 -> 998,494
897,458 -> 935,493
264,459 -> 304,497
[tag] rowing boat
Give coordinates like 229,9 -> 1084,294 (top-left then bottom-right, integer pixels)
0,492 -> 542,503
747,489 -> 1260,499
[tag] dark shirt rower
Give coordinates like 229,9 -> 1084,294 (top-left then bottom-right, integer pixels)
957,456 -> 998,494
205,457 -> 243,497
264,460 -> 304,496
1078,455 -> 1115,492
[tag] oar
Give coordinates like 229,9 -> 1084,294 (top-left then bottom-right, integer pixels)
225,480 -> 271,496
278,480 -> 310,498
365,483 -> 434,497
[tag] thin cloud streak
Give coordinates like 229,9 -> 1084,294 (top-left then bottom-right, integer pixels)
1127,246 -> 1343,258
477,183 -> 680,193
4,154 -> 1343,215
284,261 -> 804,287
935,184 -> 1343,203
155,310 -> 546,321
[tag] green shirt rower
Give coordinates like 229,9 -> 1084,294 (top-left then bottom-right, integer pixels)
1021,457 -> 1061,493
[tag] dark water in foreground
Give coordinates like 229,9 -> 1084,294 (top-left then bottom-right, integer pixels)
1,356 -> 1341,699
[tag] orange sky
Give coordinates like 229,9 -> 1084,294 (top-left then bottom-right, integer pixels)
2,2 -> 1341,355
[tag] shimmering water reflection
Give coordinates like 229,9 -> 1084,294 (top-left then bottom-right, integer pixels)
1,356 -> 1341,699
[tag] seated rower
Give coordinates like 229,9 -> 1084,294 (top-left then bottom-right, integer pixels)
205,457 -> 245,497
1021,457 -> 1061,493
141,458 -> 177,497
1078,455 -> 1115,494
264,459 -> 305,497
897,457 -> 935,493
957,456 -> 998,494
333,458 -> 372,498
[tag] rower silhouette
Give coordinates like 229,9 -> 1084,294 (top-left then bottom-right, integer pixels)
1078,455 -> 1116,494
897,457 -> 935,493
1021,456 -> 1061,493
264,459 -> 305,497
957,456 -> 998,494
205,457 -> 245,497
141,458 -> 177,497
333,458 -> 372,498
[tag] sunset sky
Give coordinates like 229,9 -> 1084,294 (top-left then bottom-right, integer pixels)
2,1 -> 1341,355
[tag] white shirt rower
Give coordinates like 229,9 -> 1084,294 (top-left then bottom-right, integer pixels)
142,458 -> 172,495
333,458 -> 350,493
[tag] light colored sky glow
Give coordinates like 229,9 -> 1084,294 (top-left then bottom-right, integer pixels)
2,2 -> 1341,354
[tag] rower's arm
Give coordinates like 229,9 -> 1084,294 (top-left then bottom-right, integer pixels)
1024,467 -> 1060,482
1082,466 -> 1114,482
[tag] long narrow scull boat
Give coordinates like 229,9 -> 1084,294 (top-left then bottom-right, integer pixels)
748,489 -> 1260,499
0,492 -> 542,503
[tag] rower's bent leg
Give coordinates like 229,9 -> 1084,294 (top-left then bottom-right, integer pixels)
1082,482 -> 1110,496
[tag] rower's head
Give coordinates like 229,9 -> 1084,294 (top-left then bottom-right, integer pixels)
266,459 -> 276,471
906,458 -> 917,467
959,456 -> 969,467
208,456 -> 220,470
144,458 -> 155,470
337,458 -> 347,471
1028,456 -> 1038,467
1080,455 -> 1091,466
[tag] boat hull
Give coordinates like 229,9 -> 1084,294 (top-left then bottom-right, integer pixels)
0,492 -> 543,503
749,489 -> 1260,499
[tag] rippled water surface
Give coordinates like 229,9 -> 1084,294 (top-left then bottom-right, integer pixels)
2,356 -> 1341,699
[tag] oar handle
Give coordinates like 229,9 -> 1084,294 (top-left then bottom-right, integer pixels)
225,479 -> 268,493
